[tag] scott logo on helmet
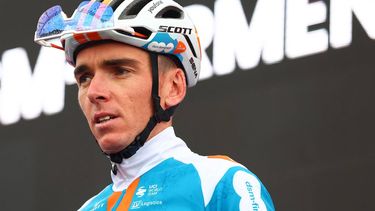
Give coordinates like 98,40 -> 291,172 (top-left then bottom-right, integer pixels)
159,26 -> 193,35
149,0 -> 163,14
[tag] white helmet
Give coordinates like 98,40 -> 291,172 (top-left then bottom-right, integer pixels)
35,0 -> 201,87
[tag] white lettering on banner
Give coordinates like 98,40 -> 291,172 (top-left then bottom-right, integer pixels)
285,0 -> 329,58
0,61 -> 2,87
1,0 -> 375,125
214,0 -> 284,75
330,0 -> 375,48
0,47 -> 68,125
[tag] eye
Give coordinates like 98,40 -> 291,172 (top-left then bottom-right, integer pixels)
76,73 -> 92,86
113,66 -> 131,76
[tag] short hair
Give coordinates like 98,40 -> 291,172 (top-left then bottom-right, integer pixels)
158,55 -> 178,72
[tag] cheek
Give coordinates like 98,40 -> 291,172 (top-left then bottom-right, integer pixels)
127,85 -> 153,115
127,89 -> 149,109
78,90 -> 89,118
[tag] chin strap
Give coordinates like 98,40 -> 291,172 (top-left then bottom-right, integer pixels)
108,53 -> 178,173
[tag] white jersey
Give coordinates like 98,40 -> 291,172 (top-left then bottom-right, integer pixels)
79,127 -> 275,210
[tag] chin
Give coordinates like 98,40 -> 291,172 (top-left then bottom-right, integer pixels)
97,135 -> 131,154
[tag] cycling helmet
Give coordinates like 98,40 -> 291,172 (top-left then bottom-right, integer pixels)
35,0 -> 201,87
34,0 -> 202,167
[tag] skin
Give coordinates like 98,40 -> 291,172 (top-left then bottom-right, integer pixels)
74,41 -> 186,154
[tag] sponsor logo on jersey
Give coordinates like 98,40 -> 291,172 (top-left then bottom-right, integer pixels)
91,202 -> 105,210
148,184 -> 163,196
136,186 -> 147,198
233,171 -> 267,210
131,200 -> 163,210
246,181 -> 260,210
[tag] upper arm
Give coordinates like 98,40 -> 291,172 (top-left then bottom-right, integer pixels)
206,167 -> 275,211
231,169 -> 275,211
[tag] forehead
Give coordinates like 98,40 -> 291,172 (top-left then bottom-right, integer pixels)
75,41 -> 149,65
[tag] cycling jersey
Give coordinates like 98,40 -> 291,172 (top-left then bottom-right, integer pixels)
78,127 -> 275,211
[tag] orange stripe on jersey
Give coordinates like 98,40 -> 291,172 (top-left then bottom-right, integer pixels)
116,178 -> 140,210
86,32 -> 102,41
107,191 -> 122,210
73,34 -> 88,44
208,155 -> 236,162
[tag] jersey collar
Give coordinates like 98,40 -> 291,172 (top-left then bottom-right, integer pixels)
111,126 -> 189,191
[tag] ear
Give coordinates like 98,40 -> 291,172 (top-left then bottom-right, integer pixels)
160,68 -> 187,109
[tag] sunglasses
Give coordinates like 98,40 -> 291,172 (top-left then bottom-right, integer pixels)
34,1 -> 137,50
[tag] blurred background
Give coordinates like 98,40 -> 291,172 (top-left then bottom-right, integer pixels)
0,0 -> 374,210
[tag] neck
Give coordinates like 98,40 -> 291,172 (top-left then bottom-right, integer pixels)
146,120 -> 172,143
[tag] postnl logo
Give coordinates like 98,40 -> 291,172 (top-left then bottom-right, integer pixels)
147,41 -> 175,53
136,186 -> 147,198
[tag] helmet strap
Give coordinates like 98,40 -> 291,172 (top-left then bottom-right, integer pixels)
109,52 -> 178,173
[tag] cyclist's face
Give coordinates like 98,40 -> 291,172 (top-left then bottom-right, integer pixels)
74,42 -> 154,154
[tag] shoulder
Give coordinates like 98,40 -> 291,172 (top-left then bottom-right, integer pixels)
172,154 -> 240,204
175,154 -> 274,210
214,165 -> 275,211
173,153 -> 244,189
205,158 -> 275,211
77,184 -> 114,211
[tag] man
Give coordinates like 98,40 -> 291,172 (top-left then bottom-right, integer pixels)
35,0 -> 275,210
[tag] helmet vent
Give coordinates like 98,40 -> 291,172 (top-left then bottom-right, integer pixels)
115,26 -> 151,39
156,6 -> 183,19
119,0 -> 152,19
133,27 -> 152,38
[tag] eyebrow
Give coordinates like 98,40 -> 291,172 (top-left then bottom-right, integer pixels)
102,58 -> 141,68
74,58 -> 141,76
74,64 -> 89,76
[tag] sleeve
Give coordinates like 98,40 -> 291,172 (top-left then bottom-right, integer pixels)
206,167 -> 275,211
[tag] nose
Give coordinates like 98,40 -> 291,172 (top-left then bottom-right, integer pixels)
87,73 -> 110,104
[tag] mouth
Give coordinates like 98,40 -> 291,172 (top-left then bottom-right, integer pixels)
94,114 -> 118,125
